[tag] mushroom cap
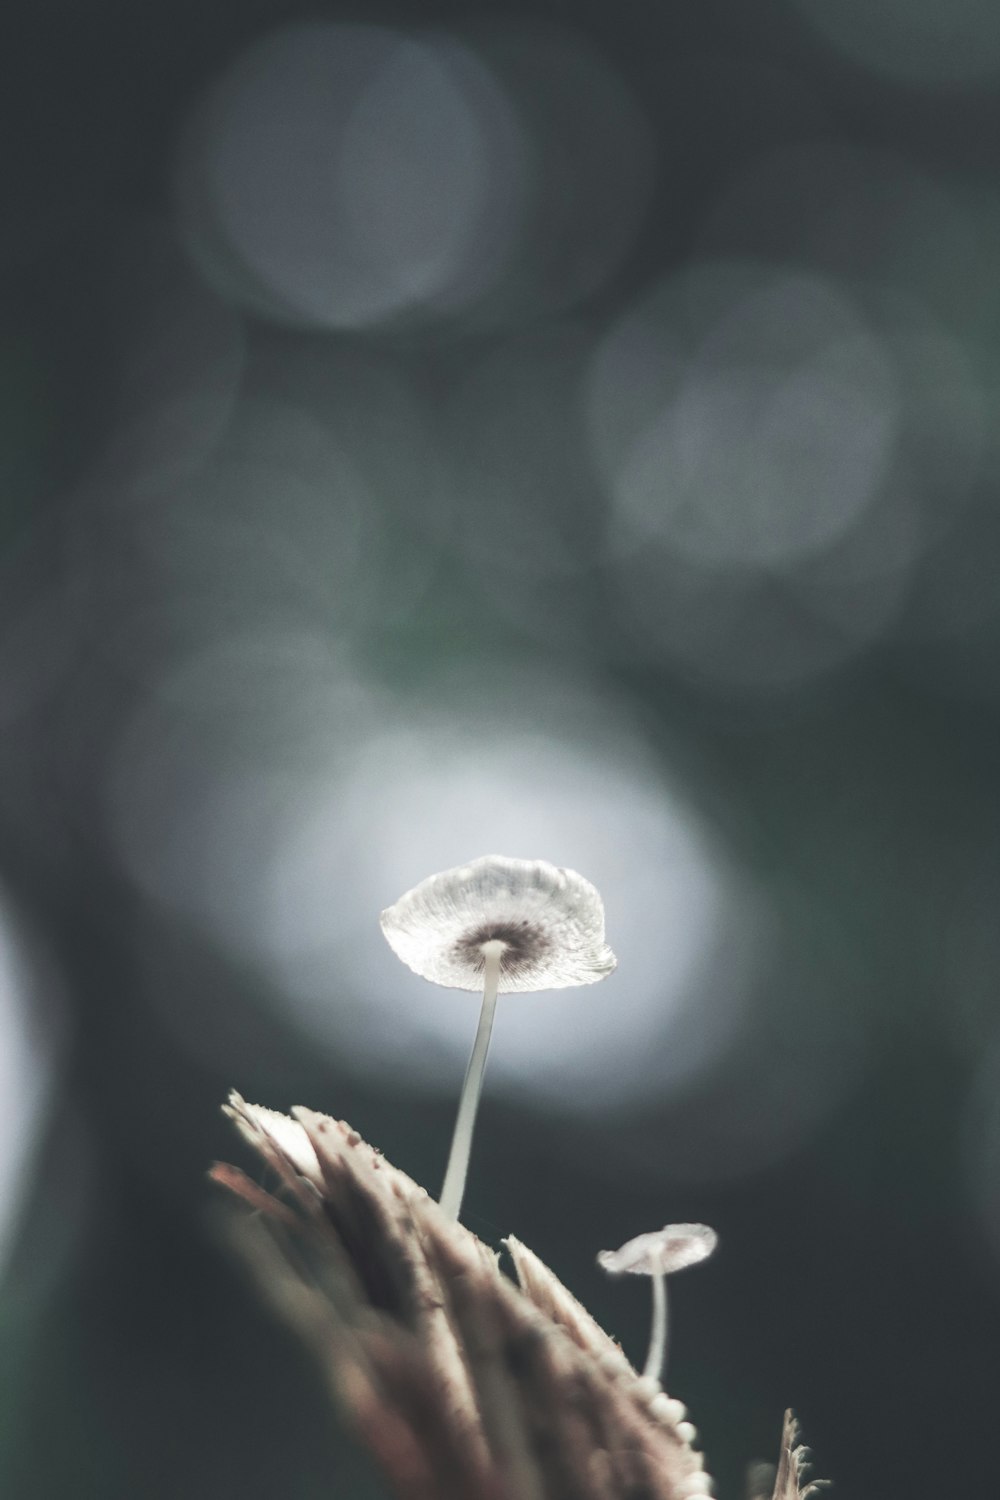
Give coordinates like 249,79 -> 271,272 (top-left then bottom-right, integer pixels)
597,1223 -> 718,1276
380,854 -> 617,992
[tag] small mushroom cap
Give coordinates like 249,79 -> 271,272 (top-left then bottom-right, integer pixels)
380,854 -> 617,992
597,1223 -> 718,1276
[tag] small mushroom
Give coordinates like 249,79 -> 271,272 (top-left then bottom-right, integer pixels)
598,1223 -> 717,1385
381,854 -> 616,1221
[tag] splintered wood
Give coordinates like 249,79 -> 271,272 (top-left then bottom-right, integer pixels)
212,1094 -> 822,1500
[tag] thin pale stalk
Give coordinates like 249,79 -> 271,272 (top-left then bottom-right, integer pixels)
439,944 -> 502,1221
643,1271 -> 668,1383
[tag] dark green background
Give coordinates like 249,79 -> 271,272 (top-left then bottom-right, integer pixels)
1,1 -> 999,1497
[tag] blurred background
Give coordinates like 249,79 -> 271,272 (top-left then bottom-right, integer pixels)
1,0 -> 999,1495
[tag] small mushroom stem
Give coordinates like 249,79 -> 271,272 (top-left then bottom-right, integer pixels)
439,940 -> 503,1222
643,1269 -> 668,1383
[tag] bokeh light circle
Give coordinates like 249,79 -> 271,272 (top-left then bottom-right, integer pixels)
176,17 -> 655,331
591,263 -> 899,571
177,22 -> 527,331
0,895 -> 65,1275
587,259 -> 915,694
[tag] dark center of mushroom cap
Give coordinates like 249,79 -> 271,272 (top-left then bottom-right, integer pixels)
454,920 -> 552,976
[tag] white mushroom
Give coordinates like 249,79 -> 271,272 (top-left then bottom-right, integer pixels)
381,855 -> 616,1220
598,1222 -> 717,1385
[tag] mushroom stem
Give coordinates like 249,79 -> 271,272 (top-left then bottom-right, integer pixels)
439,941 -> 503,1221
643,1269 -> 668,1384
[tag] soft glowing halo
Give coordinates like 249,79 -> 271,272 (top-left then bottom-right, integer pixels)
264,684 -> 761,1107
108,664 -> 761,1110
